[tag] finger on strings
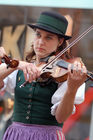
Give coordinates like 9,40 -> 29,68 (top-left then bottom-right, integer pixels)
73,61 -> 79,75
68,63 -> 73,74
82,65 -> 87,75
76,62 -> 82,74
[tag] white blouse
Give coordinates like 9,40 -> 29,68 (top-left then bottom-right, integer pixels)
1,68 -> 85,116
51,81 -> 85,115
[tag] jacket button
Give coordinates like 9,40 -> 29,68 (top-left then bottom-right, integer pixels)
26,116 -> 29,120
28,105 -> 31,108
27,111 -> 30,114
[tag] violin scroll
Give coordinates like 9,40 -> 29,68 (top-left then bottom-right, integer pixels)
1,55 -> 19,68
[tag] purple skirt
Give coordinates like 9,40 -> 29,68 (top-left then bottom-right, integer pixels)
3,122 -> 65,140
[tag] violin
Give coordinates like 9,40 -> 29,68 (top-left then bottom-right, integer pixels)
19,56 -> 93,88
1,54 -> 93,88
55,59 -> 93,82
38,57 -> 93,81
1,55 -> 19,68
1,25 -> 93,87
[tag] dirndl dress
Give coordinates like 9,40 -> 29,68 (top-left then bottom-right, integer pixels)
3,122 -> 65,140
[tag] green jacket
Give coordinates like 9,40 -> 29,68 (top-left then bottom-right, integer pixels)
13,70 -> 63,127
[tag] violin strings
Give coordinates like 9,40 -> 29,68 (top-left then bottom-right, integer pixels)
87,70 -> 93,80
42,25 -> 93,70
87,74 -> 93,80
87,70 -> 93,75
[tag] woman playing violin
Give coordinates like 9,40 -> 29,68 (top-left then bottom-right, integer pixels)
0,11 -> 87,140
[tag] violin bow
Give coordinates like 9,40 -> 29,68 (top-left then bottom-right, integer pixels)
42,25 -> 93,71
20,25 -> 93,87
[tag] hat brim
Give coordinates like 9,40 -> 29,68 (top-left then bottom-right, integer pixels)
28,24 -> 72,40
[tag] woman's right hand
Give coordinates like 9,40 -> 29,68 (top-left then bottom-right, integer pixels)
0,47 -> 6,58
18,61 -> 41,83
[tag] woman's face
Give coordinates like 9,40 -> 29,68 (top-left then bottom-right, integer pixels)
33,29 -> 64,60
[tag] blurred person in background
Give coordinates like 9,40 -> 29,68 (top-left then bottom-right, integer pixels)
0,92 -> 14,140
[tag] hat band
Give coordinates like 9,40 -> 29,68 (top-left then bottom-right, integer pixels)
37,15 -> 67,34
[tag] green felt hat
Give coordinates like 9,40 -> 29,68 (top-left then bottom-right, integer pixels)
28,11 -> 71,40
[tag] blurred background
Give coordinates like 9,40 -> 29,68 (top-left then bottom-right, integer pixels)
0,0 -> 93,140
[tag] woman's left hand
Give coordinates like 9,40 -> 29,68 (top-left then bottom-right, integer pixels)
67,61 -> 87,92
